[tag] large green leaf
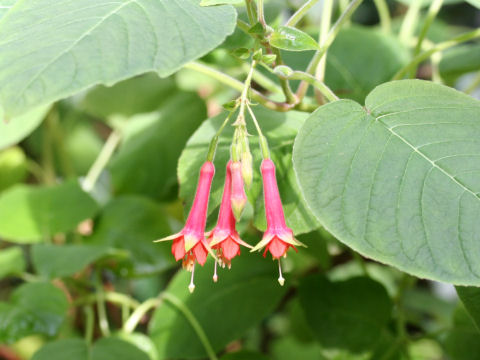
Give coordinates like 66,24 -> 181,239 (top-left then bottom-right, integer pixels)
178,107 -> 318,235
293,80 -> 480,285
0,282 -> 69,343
0,181 -> 98,243
32,244 -> 114,278
110,92 -> 206,200
298,275 -> 392,352
88,196 -> 174,276
0,0 -> 15,19
149,255 -> 287,359
0,0 -> 236,118
32,337 -> 150,360
32,339 -> 88,360
0,106 -> 49,151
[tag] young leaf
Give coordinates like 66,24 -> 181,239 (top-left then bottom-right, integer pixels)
0,282 -> 69,343
0,247 -> 25,279
0,181 -> 98,243
293,80 -> 480,286
269,26 -> 319,52
0,0 -> 236,118
298,275 -> 392,352
149,255 -> 287,359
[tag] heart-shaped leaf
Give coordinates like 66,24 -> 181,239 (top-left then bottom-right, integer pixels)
293,80 -> 480,285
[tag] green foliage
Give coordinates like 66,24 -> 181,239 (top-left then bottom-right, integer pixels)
149,256 -> 287,359
0,282 -> 69,343
0,0 -> 236,117
0,247 -> 25,279
0,181 -> 98,243
299,275 -> 392,353
294,80 -> 480,285
270,26 -> 320,51
1,1 -> 480,359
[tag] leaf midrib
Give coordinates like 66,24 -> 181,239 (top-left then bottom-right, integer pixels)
374,114 -> 480,201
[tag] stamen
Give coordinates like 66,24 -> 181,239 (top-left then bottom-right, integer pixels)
277,259 -> 285,286
188,264 -> 196,293
213,260 -> 218,283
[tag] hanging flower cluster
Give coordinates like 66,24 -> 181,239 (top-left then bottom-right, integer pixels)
155,60 -> 305,292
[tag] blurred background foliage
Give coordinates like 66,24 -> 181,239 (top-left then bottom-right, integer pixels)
0,0 -> 480,359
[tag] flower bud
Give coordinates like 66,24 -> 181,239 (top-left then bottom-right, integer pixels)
241,150 -> 253,189
230,161 -> 247,221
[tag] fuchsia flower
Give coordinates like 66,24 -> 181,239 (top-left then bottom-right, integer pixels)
230,161 -> 247,220
251,159 -> 305,284
208,161 -> 252,280
155,161 -> 215,292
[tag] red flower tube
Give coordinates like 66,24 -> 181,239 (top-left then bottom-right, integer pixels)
251,159 -> 305,284
155,161 -> 215,292
208,161 -> 252,281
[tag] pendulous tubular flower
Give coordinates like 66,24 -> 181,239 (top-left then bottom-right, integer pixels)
154,161 -> 215,293
208,161 -> 252,281
230,161 -> 247,221
251,159 -> 305,285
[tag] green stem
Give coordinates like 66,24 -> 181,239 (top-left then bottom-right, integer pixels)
373,0 -> 391,33
285,0 -> 321,27
409,0 -> 443,77
287,71 -> 338,102
123,297 -> 162,333
297,0 -> 364,100
41,115 -> 56,185
257,0 -> 266,27
399,0 -> 421,45
83,306 -> 94,346
247,104 -> 270,159
314,0 -> 333,103
82,130 -> 121,193
163,292 -> 218,360
245,0 -> 257,24
184,62 -> 294,112
393,28 -> 480,80
74,291 -> 141,309
95,274 -> 110,337
236,19 -> 251,34
242,63 -> 283,94
272,48 -> 297,104
207,111 -> 236,162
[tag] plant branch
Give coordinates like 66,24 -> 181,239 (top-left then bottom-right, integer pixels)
399,0 -> 421,45
285,71 -> 338,102
373,0 -> 391,33
272,48 -> 298,104
82,130 -> 121,193
285,0 -> 321,27
184,61 -> 295,112
163,292 -> 218,360
257,0 -> 266,27
314,0 -> 333,103
123,297 -> 162,333
296,0 -> 364,100
245,0 -> 257,24
393,28 -> 480,80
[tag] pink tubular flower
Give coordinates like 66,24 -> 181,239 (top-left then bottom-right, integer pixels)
230,161 -> 247,221
208,162 -> 252,280
155,162 -> 215,291
251,159 -> 305,285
